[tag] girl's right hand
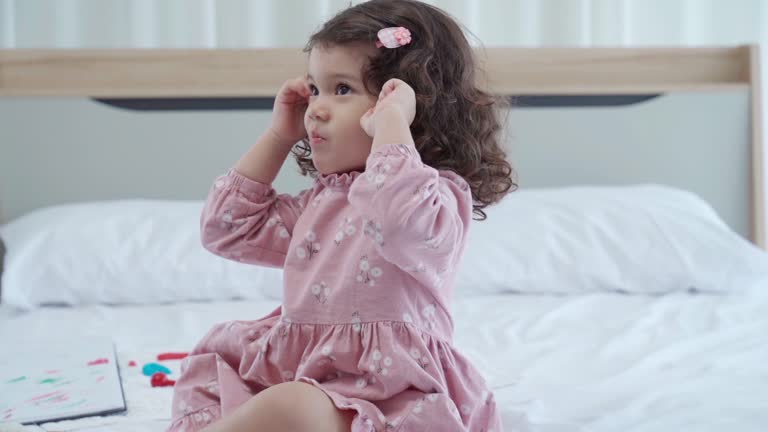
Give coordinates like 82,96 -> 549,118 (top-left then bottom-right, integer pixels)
269,77 -> 312,147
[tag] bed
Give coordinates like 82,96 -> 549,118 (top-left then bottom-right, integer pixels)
1,46 -> 767,431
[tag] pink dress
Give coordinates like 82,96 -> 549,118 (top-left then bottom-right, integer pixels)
168,143 -> 502,431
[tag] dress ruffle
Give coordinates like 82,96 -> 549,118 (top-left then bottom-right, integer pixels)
317,170 -> 363,189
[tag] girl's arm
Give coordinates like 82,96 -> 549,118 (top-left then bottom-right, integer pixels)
370,107 -> 415,151
349,121 -> 472,287
201,130 -> 312,268
234,128 -> 296,184
353,78 -> 472,287
201,76 -> 312,268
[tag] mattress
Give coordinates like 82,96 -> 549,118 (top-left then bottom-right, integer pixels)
1,286 -> 766,432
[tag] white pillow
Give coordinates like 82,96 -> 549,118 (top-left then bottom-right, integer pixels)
0,200 -> 283,309
455,184 -> 768,296
2,185 -> 766,309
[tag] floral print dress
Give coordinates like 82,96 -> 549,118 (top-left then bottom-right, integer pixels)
167,144 -> 502,432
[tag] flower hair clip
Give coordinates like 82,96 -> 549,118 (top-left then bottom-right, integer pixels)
376,27 -> 412,49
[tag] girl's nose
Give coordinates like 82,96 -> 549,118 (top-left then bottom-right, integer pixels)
307,102 -> 329,122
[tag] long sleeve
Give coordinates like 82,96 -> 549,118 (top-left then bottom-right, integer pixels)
348,144 -> 473,287
200,169 -> 313,268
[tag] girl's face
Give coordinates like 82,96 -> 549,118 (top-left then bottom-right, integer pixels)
305,43 -> 379,175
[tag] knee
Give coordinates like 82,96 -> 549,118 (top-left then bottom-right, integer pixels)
260,381 -> 333,430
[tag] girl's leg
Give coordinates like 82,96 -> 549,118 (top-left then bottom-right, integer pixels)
201,381 -> 353,432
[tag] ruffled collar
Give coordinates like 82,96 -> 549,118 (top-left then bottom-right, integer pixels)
316,170 -> 362,189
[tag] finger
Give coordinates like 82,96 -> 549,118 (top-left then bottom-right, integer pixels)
380,79 -> 401,101
286,77 -> 311,101
384,79 -> 398,94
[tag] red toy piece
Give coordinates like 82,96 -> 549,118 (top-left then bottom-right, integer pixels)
128,361 -> 137,367
150,372 -> 176,387
157,352 -> 189,361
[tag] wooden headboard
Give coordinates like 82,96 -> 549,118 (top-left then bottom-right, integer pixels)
0,46 -> 763,248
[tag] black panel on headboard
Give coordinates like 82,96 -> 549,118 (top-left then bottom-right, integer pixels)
94,95 -> 660,111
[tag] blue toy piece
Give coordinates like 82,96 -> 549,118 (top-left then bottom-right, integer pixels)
142,362 -> 172,377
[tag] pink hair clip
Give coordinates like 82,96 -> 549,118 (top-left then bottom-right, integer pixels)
376,27 -> 412,49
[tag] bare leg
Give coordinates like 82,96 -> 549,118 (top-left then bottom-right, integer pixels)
201,381 -> 353,432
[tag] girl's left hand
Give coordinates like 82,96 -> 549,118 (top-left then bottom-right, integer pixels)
360,78 -> 416,138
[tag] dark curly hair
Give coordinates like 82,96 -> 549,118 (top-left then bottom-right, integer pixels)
293,0 -> 516,220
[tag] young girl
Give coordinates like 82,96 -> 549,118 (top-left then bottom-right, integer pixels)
169,1 -> 514,431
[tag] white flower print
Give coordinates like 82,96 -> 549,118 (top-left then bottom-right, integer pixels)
409,348 -> 430,369
363,219 -> 385,245
278,317 -> 291,338
364,161 -> 392,189
412,400 -> 424,414
402,313 -> 413,323
334,217 -> 357,246
384,416 -> 401,430
422,304 -> 436,316
201,410 -> 212,424
356,372 -> 378,389
447,400 -> 461,419
177,400 -> 191,415
367,348 -> 393,377
221,210 -> 233,224
427,393 -> 439,402
356,256 -> 383,287
310,281 -> 330,304
219,209 -> 246,232
266,214 -> 289,238
422,303 -> 438,330
312,188 -> 333,207
403,262 -> 427,273
296,248 -> 306,259
423,235 -> 441,250
204,381 -> 219,395
351,311 -> 362,333
460,404 -> 471,416
413,182 -> 434,201
318,345 -> 336,366
281,370 -> 295,381
295,230 -> 320,260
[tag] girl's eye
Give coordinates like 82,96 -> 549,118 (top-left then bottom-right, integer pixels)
336,84 -> 351,95
309,84 -> 319,96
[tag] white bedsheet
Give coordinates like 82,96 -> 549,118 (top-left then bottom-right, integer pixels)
1,286 -> 766,432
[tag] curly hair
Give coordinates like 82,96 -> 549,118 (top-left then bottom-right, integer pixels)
294,0 -> 516,220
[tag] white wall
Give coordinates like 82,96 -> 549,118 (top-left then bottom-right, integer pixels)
0,0 -> 763,48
